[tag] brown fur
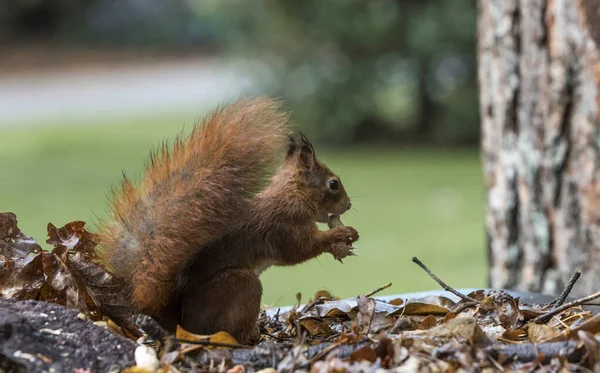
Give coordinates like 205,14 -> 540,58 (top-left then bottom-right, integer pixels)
96,97 -> 291,321
96,97 -> 359,343
178,133 -> 358,343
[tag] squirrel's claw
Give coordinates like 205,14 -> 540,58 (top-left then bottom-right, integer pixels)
329,243 -> 358,263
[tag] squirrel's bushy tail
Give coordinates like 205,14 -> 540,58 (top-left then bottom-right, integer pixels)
96,97 -> 291,318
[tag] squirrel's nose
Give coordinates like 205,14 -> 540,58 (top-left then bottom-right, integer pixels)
347,201 -> 352,210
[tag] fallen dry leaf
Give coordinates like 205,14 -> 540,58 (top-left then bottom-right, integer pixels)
356,295 -> 375,334
528,322 -> 563,344
0,252 -> 44,299
419,314 -> 437,329
46,221 -> 97,256
0,212 -> 42,257
299,317 -> 333,336
393,302 -> 450,316
349,344 -> 377,362
176,325 -> 239,348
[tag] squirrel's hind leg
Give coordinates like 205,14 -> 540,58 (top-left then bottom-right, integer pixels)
179,268 -> 262,344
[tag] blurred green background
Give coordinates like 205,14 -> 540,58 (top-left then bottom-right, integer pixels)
0,0 -> 485,306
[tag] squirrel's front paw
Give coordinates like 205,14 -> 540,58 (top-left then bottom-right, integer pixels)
328,243 -> 357,263
331,226 -> 359,245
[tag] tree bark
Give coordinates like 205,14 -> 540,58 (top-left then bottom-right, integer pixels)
479,0 -> 600,296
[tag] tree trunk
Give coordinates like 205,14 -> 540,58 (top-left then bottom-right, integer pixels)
479,0 -> 600,297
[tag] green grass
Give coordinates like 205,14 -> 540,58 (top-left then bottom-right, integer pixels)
1,115 -> 487,307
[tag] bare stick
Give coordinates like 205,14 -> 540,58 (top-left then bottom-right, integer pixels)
551,270 -> 581,309
309,342 -> 343,364
451,301 -> 478,314
412,257 -> 479,303
175,338 -> 246,349
301,297 -> 328,313
290,331 -> 307,373
364,282 -> 392,298
487,340 -> 579,363
533,290 -> 600,324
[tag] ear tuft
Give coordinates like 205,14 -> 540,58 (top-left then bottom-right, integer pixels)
297,132 -> 316,169
286,135 -> 297,159
299,132 -> 316,153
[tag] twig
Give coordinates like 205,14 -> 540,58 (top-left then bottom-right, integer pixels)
309,341 -> 342,364
290,331 -> 306,373
175,339 -> 247,349
551,270 -> 581,309
451,301 -> 478,315
301,297 -> 328,313
533,291 -> 600,324
412,257 -> 479,303
364,282 -> 392,297
487,340 -> 580,363
389,300 -> 409,334
262,332 -> 291,342
323,332 -> 342,342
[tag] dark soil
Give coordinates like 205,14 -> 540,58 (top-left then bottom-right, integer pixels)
0,298 -> 135,373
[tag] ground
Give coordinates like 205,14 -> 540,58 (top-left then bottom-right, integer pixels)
0,298 -> 136,372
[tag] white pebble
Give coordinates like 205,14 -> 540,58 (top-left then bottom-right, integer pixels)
134,345 -> 159,371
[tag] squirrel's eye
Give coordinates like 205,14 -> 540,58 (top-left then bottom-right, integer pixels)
328,179 -> 339,191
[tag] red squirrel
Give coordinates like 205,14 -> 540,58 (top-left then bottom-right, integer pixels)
95,97 -> 359,343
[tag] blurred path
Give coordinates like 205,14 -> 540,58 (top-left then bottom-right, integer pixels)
0,58 -> 254,127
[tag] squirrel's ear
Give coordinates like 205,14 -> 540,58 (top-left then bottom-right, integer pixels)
286,136 -> 297,159
298,144 -> 316,169
296,132 -> 316,169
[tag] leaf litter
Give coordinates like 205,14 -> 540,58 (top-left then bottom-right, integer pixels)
1,212 -> 600,372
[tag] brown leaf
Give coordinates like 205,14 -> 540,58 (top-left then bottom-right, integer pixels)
578,330 -> 600,367
315,298 -> 400,318
0,212 -> 42,257
176,325 -> 205,341
0,252 -> 44,299
528,322 -> 562,344
299,317 -> 332,336
389,316 -> 414,333
442,311 -> 456,324
176,325 -> 239,348
315,299 -> 356,317
476,291 -> 524,331
226,365 -> 246,373
357,295 -> 376,334
570,313 -> 600,336
349,345 -> 377,362
466,289 -> 486,300
392,302 -> 450,316
502,328 -> 526,342
374,334 -> 395,367
419,315 -> 437,330
0,215 -> 100,319
429,317 -> 493,346
496,296 -> 522,330
411,295 -> 456,309
313,289 -> 333,299
46,221 -> 98,256
67,250 -> 136,331
210,331 -> 240,346
40,251 -> 83,310
44,220 -> 136,330
388,298 -> 404,306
